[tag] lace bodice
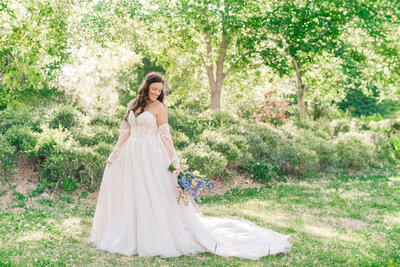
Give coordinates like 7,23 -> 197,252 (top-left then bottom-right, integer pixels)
113,110 -> 180,169
126,110 -> 159,138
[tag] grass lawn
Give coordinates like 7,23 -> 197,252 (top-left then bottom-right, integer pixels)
0,167 -> 399,266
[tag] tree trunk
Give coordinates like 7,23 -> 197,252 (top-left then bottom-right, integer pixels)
292,57 -> 306,121
201,33 -> 228,109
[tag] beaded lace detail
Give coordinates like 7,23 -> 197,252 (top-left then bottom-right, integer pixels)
158,123 -> 181,170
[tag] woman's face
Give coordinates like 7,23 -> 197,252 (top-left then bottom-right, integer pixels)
148,82 -> 163,102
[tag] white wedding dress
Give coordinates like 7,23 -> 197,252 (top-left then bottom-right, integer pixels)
88,110 -> 292,260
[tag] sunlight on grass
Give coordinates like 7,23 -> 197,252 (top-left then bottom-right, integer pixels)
339,190 -> 370,200
383,212 -> 400,225
388,176 -> 400,182
16,231 -> 51,242
239,199 -> 294,228
302,224 -> 359,242
59,217 -> 83,238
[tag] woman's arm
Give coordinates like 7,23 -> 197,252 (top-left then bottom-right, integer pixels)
107,104 -> 132,166
157,104 -> 182,174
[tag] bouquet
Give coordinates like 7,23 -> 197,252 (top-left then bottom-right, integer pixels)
168,164 -> 215,205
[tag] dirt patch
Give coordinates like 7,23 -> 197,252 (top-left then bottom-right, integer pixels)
202,174 -> 263,196
0,154 -> 40,209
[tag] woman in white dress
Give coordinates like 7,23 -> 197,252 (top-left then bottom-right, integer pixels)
88,72 -> 292,260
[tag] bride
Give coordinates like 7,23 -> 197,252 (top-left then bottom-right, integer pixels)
88,72 -> 292,260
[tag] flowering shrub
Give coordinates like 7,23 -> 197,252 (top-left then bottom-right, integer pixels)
251,90 -> 289,126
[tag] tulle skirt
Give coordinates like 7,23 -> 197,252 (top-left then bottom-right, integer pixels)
88,135 -> 292,259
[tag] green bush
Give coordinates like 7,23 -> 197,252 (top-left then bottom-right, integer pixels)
369,132 -> 396,164
49,105 -> 78,130
0,134 -> 16,172
0,106 -> 44,134
4,125 -> 37,154
171,130 -> 190,149
93,142 -> 114,156
39,144 -> 106,191
390,132 -> 400,159
89,112 -> 120,129
200,130 -> 240,162
314,140 -> 338,170
168,109 -> 209,139
277,140 -> 320,175
208,109 -> 237,128
331,119 -> 351,136
369,118 -> 400,135
243,122 -> 281,161
74,146 -> 107,187
62,176 -> 79,192
33,124 -> 71,158
349,118 -> 369,132
73,125 -> 118,147
335,132 -> 374,169
250,161 -> 280,183
181,142 -> 228,177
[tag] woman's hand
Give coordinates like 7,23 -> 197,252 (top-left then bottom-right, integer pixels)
173,168 -> 182,176
106,146 -> 120,166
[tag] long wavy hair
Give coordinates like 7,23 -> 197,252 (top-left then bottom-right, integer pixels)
123,72 -> 165,122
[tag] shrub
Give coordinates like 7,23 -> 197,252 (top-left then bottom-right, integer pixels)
74,146 -> 107,187
251,90 -> 289,126
93,142 -> 114,156
277,140 -> 320,175
49,105 -> 78,130
4,125 -> 37,154
244,122 -> 281,161
314,140 -> 338,170
73,125 -> 118,147
171,130 -> 190,149
62,176 -> 79,192
349,118 -> 369,132
39,144 -> 106,191
331,119 -> 351,136
334,132 -> 374,169
369,118 -> 400,135
33,124 -> 74,158
208,109 -> 237,128
200,130 -> 241,162
168,109 -> 209,139
369,132 -> 396,164
390,133 -> 400,159
181,142 -> 228,177
0,134 -> 16,172
250,161 -> 280,183
0,106 -> 44,134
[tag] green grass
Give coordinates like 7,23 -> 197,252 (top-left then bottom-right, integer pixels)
0,167 -> 399,266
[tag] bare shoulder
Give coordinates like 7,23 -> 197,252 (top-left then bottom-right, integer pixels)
155,100 -> 167,114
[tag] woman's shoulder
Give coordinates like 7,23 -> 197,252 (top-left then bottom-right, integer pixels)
154,100 -> 166,109
155,100 -> 167,116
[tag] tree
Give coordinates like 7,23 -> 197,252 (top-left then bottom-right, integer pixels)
147,0 -> 259,109
250,0 -> 352,120
252,0 -> 400,120
0,0 -> 72,109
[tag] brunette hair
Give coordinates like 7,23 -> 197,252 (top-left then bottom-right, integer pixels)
123,72 -> 165,121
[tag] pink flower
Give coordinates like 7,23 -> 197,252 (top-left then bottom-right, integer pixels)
276,113 -> 286,119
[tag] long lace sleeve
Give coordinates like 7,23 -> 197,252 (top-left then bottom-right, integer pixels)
158,123 -> 181,170
107,118 -> 131,165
